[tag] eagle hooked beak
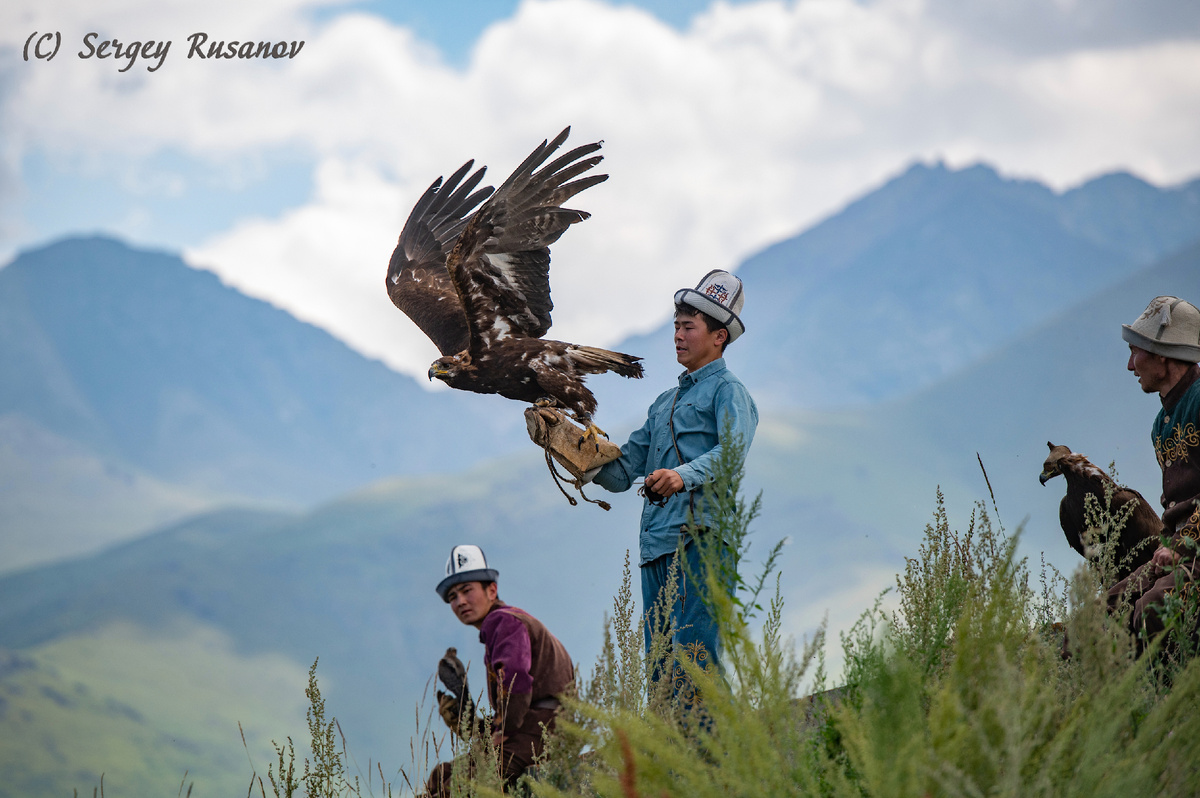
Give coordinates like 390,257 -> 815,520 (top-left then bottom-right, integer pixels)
1039,469 -> 1057,486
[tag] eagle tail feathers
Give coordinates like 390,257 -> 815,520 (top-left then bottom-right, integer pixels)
570,346 -> 644,379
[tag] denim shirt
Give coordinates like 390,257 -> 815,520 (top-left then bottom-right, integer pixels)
594,358 -> 758,564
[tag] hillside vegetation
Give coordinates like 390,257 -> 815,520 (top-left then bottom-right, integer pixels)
257,446 -> 1200,798
0,622 -> 308,798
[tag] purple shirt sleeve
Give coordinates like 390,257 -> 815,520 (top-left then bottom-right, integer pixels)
482,608 -> 534,696
481,608 -> 535,736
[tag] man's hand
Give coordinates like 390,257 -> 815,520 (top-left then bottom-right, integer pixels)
1152,545 -> 1182,568
644,468 -> 684,498
524,406 -> 621,480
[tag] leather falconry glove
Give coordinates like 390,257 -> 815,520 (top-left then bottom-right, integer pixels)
524,407 -> 620,481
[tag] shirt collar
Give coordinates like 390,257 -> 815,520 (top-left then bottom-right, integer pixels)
1162,363 -> 1200,412
677,357 -> 727,388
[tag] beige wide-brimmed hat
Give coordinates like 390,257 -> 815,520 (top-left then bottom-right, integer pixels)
674,269 -> 746,342
1121,296 -> 1200,363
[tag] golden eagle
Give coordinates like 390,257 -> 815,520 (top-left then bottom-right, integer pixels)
386,128 -> 642,442
1039,442 -> 1161,581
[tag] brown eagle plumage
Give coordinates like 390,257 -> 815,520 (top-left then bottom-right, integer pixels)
1039,441 -> 1162,581
386,128 -> 642,436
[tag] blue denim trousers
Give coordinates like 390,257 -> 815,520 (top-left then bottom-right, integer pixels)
640,535 -> 734,683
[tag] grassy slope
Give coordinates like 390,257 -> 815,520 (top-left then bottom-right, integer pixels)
0,620 -> 308,798
0,456 -> 642,784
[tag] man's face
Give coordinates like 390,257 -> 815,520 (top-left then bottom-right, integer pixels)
1128,345 -> 1171,395
674,313 -> 727,373
446,581 -> 497,627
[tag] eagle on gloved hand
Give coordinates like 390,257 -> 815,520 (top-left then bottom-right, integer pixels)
385,127 -> 643,447
436,647 -> 481,740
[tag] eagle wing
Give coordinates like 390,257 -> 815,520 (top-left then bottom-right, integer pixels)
445,127 -> 609,350
386,160 -> 495,356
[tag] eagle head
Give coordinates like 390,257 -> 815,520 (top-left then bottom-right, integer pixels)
429,353 -> 470,383
1040,441 -> 1069,485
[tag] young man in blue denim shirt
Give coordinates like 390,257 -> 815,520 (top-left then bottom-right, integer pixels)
592,270 -> 758,680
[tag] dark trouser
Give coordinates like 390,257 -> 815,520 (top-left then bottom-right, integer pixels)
1107,558 -> 1197,655
424,705 -> 558,797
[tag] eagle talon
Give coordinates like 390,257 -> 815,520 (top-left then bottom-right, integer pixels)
577,422 -> 608,453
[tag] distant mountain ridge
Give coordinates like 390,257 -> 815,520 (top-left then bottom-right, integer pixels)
605,162 -> 1200,415
0,236 -> 528,506
5,162 -> 1199,572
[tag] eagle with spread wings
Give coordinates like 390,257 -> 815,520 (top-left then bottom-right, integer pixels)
385,128 -> 643,444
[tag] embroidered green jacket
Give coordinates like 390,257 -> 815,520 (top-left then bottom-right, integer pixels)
1153,363 -> 1200,555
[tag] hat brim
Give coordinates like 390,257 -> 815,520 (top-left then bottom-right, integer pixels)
436,568 -> 499,602
1122,325 -> 1200,363
675,288 -> 744,342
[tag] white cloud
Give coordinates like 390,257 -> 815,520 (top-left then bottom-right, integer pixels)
6,0 -> 1200,380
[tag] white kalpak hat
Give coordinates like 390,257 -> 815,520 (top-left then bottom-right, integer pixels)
1122,296 -> 1200,363
436,544 -> 499,602
674,269 -> 746,343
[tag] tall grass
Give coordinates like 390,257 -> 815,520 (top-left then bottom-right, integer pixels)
517,443 -> 1200,797
255,444 -> 1200,797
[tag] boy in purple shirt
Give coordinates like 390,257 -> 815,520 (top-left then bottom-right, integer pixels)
426,545 -> 573,796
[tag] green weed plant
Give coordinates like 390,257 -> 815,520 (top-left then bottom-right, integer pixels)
517,440 -> 1200,797
251,439 -> 1199,797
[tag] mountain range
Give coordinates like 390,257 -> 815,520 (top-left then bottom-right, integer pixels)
1,160 -> 1198,797
0,236 -> 532,571
608,162 -> 1200,412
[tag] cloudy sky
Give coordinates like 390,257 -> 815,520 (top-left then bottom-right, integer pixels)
3,0 -> 1199,382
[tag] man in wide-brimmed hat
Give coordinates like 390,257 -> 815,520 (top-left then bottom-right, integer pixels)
591,269 -> 759,684
1107,296 -> 1200,654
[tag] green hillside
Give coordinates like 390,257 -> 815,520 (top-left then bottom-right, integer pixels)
0,455 -> 643,780
0,622 -> 307,798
